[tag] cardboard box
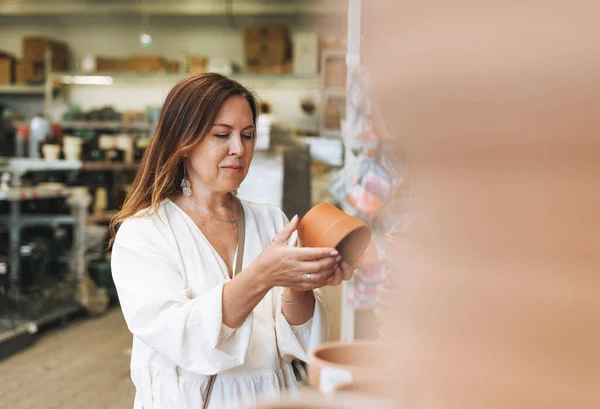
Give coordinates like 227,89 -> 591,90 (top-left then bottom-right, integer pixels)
245,40 -> 289,66
244,26 -> 288,43
187,55 -> 207,73
320,36 -> 347,51
128,56 -> 166,73
293,32 -> 319,75
324,56 -> 346,88
0,53 -> 16,84
324,96 -> 346,130
244,25 -> 291,70
15,61 -> 25,84
22,37 -> 70,83
79,55 -> 129,73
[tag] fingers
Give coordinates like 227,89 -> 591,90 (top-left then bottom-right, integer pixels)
294,247 -> 339,261
340,260 -> 355,281
302,255 -> 341,273
294,269 -> 335,291
272,215 -> 299,245
326,266 -> 343,287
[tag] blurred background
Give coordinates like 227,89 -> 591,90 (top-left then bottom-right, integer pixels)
0,1 -> 400,408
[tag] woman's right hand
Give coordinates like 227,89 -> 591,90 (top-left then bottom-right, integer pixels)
254,215 -> 341,291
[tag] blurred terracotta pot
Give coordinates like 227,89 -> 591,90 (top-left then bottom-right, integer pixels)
250,392 -> 390,409
333,379 -> 394,399
377,283 -> 400,307
308,341 -> 386,394
298,203 -> 372,267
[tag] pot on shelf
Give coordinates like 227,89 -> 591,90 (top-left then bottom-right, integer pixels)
307,341 -> 388,394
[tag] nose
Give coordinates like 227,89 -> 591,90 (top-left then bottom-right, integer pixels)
229,134 -> 244,157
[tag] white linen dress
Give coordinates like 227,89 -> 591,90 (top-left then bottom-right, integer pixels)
111,198 -> 331,409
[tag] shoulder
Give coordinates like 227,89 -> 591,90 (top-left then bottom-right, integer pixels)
113,200 -> 172,247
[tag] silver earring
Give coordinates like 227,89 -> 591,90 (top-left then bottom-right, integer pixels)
180,159 -> 192,197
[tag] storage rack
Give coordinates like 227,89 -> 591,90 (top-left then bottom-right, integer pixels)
0,158 -> 87,349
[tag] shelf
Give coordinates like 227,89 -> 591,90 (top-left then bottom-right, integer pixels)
49,72 -> 324,89
60,121 -> 154,131
0,214 -> 76,227
0,158 -> 82,174
81,162 -> 137,171
0,84 -> 45,95
0,187 -> 72,201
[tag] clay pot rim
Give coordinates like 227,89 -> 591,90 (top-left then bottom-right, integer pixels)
317,216 -> 369,248
309,340 -> 383,372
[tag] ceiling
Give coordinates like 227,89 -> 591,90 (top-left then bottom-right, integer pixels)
0,0 -> 347,16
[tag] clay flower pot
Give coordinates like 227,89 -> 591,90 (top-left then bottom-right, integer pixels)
307,341 -> 387,394
298,203 -> 372,267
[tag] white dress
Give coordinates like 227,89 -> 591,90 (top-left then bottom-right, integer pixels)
111,198 -> 331,409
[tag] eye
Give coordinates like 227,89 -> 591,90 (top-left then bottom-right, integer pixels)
214,133 -> 229,138
242,134 -> 255,140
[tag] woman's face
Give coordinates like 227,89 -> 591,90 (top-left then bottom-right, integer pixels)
186,95 -> 255,194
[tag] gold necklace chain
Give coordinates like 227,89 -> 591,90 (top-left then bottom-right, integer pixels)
186,196 -> 237,225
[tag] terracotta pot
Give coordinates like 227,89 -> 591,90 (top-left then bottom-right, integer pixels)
250,392 -> 389,409
374,308 -> 402,341
308,341 -> 387,394
377,283 -> 400,307
333,379 -> 394,398
298,203 -> 372,266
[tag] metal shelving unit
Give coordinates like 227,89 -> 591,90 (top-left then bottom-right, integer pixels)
0,159 -> 88,349
0,85 -> 46,95
59,121 -> 154,131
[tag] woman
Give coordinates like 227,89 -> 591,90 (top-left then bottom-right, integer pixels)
110,73 -> 355,409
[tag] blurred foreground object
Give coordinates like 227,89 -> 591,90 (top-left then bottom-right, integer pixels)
365,1 -> 600,408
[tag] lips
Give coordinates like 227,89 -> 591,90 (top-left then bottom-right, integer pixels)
222,165 -> 243,170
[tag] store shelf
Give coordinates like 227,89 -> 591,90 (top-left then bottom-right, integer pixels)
81,162 -> 137,171
49,72 -> 324,89
0,214 -> 76,227
0,187 -> 71,201
0,84 -> 45,95
0,158 -> 82,174
60,121 -> 154,131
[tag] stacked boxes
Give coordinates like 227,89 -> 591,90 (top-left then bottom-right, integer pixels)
22,36 -> 70,83
244,26 -> 291,74
0,53 -> 16,84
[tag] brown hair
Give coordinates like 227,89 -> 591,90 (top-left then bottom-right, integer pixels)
109,73 -> 258,246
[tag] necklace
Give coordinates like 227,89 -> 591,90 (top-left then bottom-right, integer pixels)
186,196 -> 237,225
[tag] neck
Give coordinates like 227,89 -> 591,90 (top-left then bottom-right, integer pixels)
187,190 -> 233,212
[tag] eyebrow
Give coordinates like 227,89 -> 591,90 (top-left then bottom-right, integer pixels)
212,123 -> 255,130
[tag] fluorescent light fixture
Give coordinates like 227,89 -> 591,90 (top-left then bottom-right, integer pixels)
60,75 -> 114,85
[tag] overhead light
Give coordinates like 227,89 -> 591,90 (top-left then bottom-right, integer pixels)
140,32 -> 152,47
60,76 -> 113,85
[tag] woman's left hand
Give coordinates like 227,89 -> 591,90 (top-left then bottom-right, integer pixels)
296,238 -> 356,288
325,260 -> 355,287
